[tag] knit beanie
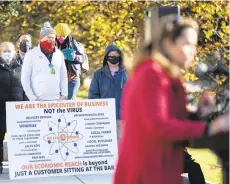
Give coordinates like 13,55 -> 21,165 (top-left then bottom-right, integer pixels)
40,22 -> 56,39
54,23 -> 71,37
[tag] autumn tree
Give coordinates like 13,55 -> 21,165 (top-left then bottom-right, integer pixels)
0,1 -> 229,98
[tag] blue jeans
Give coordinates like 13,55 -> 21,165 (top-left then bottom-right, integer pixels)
68,78 -> 80,100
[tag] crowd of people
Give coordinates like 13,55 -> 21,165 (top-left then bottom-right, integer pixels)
0,21 -> 126,174
0,16 -> 228,184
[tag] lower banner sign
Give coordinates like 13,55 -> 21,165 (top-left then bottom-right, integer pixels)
6,99 -> 118,179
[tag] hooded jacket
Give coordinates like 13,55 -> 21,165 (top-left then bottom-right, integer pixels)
88,45 -> 127,120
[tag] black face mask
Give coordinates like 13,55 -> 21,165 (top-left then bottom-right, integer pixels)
19,41 -> 31,53
107,56 -> 120,65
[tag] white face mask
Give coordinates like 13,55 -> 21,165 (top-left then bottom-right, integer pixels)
2,52 -> 14,63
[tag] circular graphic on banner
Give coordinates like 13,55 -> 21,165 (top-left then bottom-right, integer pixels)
43,114 -> 83,161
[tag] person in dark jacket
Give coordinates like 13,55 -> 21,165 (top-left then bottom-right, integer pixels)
0,42 -> 27,173
15,33 -> 32,65
183,149 -> 206,184
88,44 -> 127,138
54,23 -> 89,100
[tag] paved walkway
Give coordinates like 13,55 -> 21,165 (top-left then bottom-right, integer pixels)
0,166 -> 207,184
0,166 -> 113,184
0,167 -> 214,184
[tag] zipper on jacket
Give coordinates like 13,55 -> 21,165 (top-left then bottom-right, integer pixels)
121,74 -> 123,89
9,68 -> 13,101
121,71 -> 127,89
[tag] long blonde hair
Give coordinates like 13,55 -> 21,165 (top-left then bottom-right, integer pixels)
129,16 -> 199,79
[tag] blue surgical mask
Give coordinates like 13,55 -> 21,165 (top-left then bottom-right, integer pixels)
2,52 -> 14,63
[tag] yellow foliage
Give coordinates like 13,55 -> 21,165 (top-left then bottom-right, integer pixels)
0,0 -> 228,85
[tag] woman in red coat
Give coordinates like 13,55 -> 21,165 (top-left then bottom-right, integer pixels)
113,16 -> 229,184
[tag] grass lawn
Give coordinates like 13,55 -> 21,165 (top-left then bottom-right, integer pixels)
187,148 -> 222,184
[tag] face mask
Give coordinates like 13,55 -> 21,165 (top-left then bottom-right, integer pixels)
1,52 -> 14,63
107,56 -> 120,65
19,41 -> 31,53
57,37 -> 65,44
40,40 -> 55,53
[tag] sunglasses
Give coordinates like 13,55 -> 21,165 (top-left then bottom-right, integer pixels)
48,63 -> 55,74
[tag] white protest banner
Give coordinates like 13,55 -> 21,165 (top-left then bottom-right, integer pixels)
6,99 -> 118,180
